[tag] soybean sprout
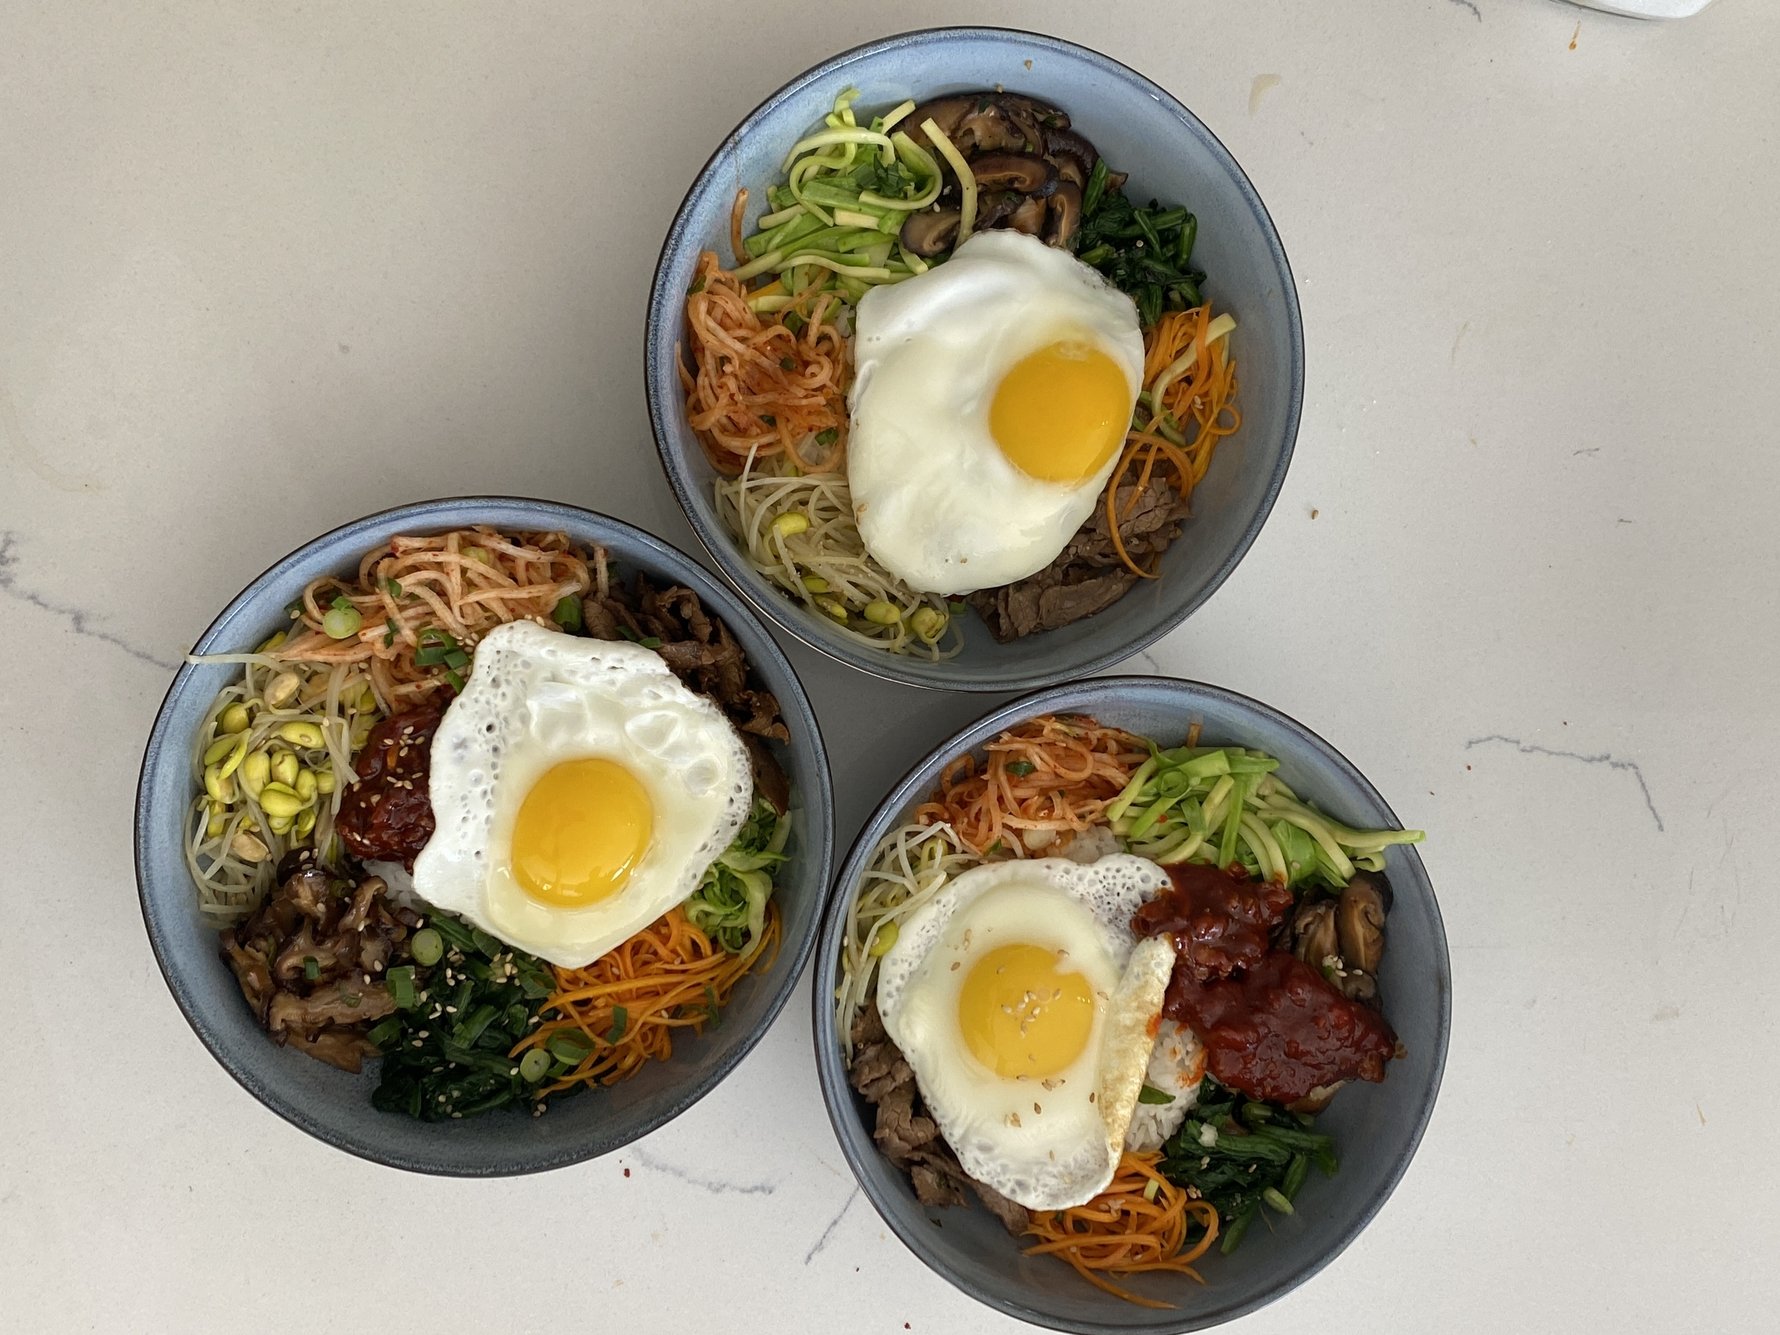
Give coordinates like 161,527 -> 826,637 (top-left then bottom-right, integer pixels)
182,653 -> 380,922
714,448 -> 962,660
835,821 -> 978,1055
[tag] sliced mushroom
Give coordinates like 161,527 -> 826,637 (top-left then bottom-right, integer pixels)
899,209 -> 960,257
904,92 -> 1070,155
1043,180 -> 1083,247
1340,969 -> 1380,1005
901,94 -> 979,148
990,92 -> 1071,150
905,95 -> 1025,154
973,190 -> 1024,231
1291,899 -> 1340,968
965,152 -> 1058,197
1006,194 -> 1047,235
1041,126 -> 1101,188
1336,874 -> 1389,975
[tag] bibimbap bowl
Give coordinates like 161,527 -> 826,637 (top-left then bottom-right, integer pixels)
137,498 -> 832,1176
812,677 -> 1447,1330
647,28 -> 1303,692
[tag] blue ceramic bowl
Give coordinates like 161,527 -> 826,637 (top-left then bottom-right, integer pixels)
813,678 -> 1448,1331
647,28 -> 1303,692
137,498 -> 833,1176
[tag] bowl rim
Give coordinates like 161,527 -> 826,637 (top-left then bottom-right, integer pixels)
135,495 -> 835,1176
810,675 -> 1450,1331
646,25 -> 1305,694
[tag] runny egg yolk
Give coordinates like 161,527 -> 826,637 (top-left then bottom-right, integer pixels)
989,340 -> 1131,484
511,758 -> 653,908
957,942 -> 1096,1079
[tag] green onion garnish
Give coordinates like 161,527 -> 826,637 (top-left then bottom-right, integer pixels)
606,1006 -> 629,1043
546,1031 -> 593,1065
551,596 -> 584,633
410,928 -> 443,967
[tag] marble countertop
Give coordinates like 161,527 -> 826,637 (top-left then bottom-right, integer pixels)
3,3 -> 1776,1331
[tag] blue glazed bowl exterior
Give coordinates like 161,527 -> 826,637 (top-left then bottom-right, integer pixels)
812,678 -> 1448,1331
137,498 -> 833,1176
647,27 -> 1304,692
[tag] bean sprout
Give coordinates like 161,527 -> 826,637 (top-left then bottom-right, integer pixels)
714,448 -> 961,660
835,821 -> 978,1055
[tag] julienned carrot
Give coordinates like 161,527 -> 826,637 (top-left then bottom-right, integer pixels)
1024,1151 -> 1220,1309
1106,305 -> 1241,578
511,904 -> 779,1094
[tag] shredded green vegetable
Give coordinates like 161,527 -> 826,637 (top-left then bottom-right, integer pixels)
738,88 -> 941,307
1104,744 -> 1423,887
1159,1078 -> 1337,1253
1072,158 -> 1209,329
684,795 -> 790,953
371,913 -> 558,1122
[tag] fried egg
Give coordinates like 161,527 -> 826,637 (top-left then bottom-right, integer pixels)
847,230 -> 1144,595
412,620 -> 751,967
876,855 -> 1175,1210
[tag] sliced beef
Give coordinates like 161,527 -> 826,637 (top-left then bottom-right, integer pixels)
971,570 -> 1138,641
848,1003 -> 1031,1233
970,479 -> 1191,642
909,1159 -> 969,1209
742,734 -> 791,815
971,1180 -> 1035,1234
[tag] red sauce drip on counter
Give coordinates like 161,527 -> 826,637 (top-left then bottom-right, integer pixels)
1132,863 -> 1294,981
336,706 -> 443,869
1134,862 -> 1398,1104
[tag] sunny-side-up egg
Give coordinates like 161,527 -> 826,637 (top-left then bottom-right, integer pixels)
411,620 -> 751,968
846,229 -> 1145,595
876,854 -> 1177,1211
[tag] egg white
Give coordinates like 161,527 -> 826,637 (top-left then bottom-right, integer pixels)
412,620 -> 751,968
876,855 -> 1175,1210
847,230 -> 1144,595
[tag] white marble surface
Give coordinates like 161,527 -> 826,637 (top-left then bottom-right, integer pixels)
2,2 -> 1776,1331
